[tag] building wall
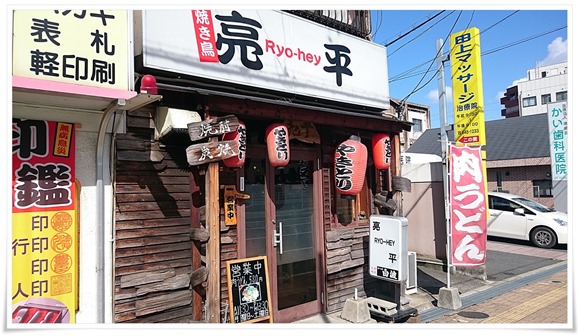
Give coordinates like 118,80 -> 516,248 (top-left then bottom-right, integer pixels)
401,161 -> 446,260
517,62 -> 567,117
486,164 -> 554,208
113,105 -> 196,323
325,227 -> 376,312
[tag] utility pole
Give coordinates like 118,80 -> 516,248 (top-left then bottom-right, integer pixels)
436,38 -> 462,309
436,38 -> 450,287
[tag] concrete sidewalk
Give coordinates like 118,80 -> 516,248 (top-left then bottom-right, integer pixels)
424,265 -> 568,324
294,249 -> 568,324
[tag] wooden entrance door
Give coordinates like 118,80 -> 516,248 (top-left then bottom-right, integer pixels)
243,145 -> 324,323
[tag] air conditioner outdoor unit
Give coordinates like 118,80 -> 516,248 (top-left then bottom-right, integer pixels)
406,251 -> 417,294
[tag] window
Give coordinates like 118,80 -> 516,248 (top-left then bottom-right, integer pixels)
488,195 -> 533,214
522,96 -> 537,107
556,91 -> 567,102
412,118 -> 422,132
541,71 -> 547,78
334,166 -> 373,227
489,195 -> 519,212
533,179 -> 552,198
541,94 -> 551,105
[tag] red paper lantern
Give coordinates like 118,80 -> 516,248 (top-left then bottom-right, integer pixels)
335,135 -> 367,199
371,133 -> 392,170
223,121 -> 246,168
265,123 -> 290,167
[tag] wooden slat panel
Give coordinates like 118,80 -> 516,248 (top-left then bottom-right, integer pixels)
116,139 -> 157,151
126,106 -> 155,118
115,257 -> 192,277
115,242 -> 191,258
135,290 -> 192,316
116,201 -> 191,212
115,226 -> 191,239
117,149 -> 164,162
120,269 -> 176,288
115,184 -> 192,194
116,130 -> 155,141
116,160 -> 171,171
123,307 -> 194,323
116,168 -> 190,178
115,209 -> 190,221
116,217 -> 191,230
126,115 -> 155,129
135,274 -> 190,296
116,250 -> 191,267
114,234 -> 191,249
116,175 -> 191,185
114,107 -> 196,324
116,192 -> 191,203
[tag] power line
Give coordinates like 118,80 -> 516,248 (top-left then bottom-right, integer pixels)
384,10 -> 446,47
399,11 -> 463,106
390,10 -> 520,83
388,11 -> 456,57
390,25 -> 567,83
371,11 -> 383,41
481,26 -> 566,56
380,10 -> 440,44
480,10 -> 519,34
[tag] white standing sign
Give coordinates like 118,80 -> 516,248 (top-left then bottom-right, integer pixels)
369,215 -> 408,283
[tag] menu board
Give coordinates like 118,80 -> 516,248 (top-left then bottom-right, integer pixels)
226,256 -> 272,323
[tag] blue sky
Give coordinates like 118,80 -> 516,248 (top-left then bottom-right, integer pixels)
370,9 -> 568,129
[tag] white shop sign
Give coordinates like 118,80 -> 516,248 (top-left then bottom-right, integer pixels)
369,215 -> 408,283
141,10 -> 389,109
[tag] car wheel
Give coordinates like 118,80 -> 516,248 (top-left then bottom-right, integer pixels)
530,227 -> 557,248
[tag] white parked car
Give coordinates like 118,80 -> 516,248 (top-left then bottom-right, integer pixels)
487,192 -> 567,249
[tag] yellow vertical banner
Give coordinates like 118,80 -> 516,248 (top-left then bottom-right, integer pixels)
450,27 -> 489,221
11,119 -> 77,324
450,27 -> 486,147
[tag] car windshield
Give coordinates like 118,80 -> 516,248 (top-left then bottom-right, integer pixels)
513,197 -> 554,213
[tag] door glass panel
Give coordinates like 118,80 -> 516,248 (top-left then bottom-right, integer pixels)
274,160 -> 317,310
244,157 -> 266,257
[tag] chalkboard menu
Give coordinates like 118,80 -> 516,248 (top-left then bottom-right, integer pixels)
226,256 -> 273,323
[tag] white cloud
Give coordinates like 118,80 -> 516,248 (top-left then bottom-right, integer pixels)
427,86 -> 452,104
512,77 -> 527,86
496,91 -> 505,102
538,37 -> 567,67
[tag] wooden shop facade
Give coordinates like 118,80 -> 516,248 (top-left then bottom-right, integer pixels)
112,10 -> 412,323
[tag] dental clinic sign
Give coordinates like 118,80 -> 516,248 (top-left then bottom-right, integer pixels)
547,102 -> 567,181
448,144 -> 487,266
141,10 -> 389,109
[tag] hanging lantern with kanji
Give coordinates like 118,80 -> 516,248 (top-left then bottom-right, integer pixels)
265,123 -> 290,167
222,121 -> 247,168
371,133 -> 392,171
335,135 -> 367,199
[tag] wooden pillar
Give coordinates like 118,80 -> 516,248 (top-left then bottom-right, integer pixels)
189,169 -> 203,321
206,161 -> 220,322
203,104 -> 221,323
